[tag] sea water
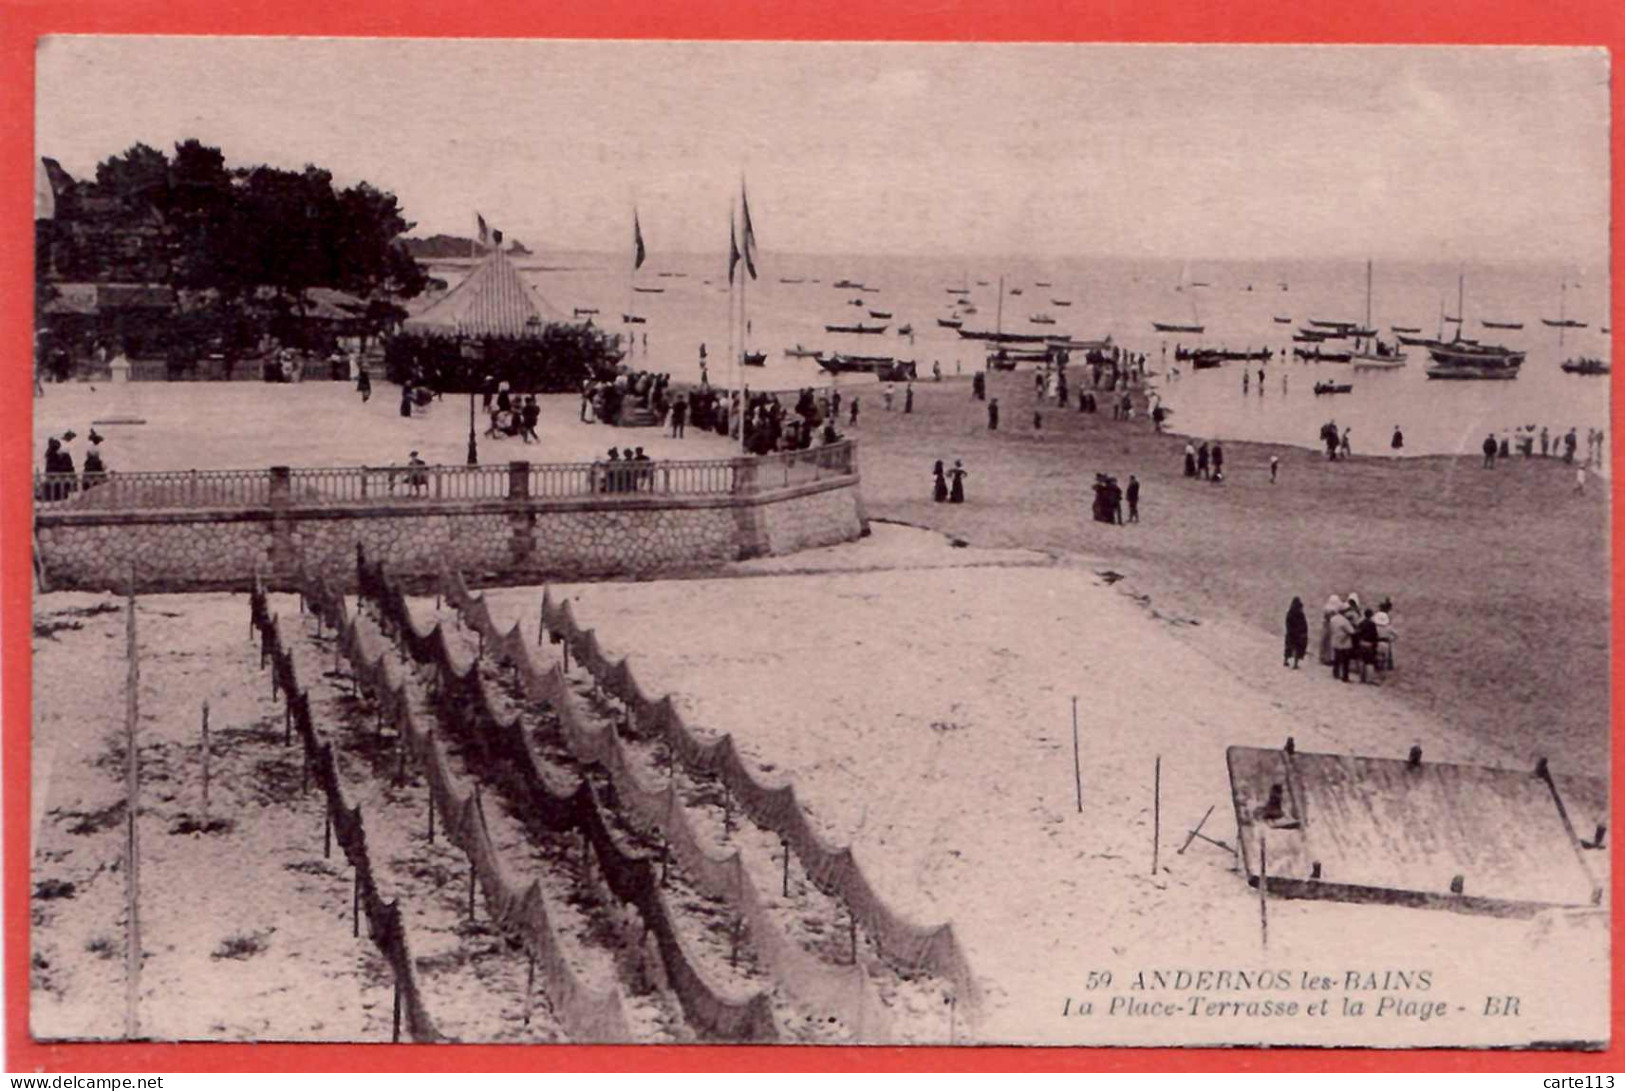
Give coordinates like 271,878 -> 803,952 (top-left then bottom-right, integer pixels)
425,253 -> 1612,465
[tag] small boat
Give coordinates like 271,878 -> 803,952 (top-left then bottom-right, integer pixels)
622,313 -> 647,324
1009,287 -> 1024,296
1345,327 -> 1377,338
820,353 -> 916,381
937,317 -> 964,329
958,329 -> 1058,344
633,286 -> 665,294
869,310 -> 892,319
1046,337 -> 1114,352
1029,313 -> 1056,325
778,277 -> 805,284
1035,281 -> 1052,288
976,280 -> 989,287
1190,281 -> 1212,288
1391,326 -> 1421,334
962,305 -> 979,315
1176,346 -> 1272,363
1189,356 -> 1224,371
1153,322 -> 1205,334
987,348 -> 1052,369
573,307 -> 600,316
1313,381 -> 1353,395
945,288 -> 970,297
1293,333 -> 1328,344
1294,348 -> 1354,363
784,345 -> 823,358
1560,357 -> 1610,375
1482,319 -> 1524,330
860,286 -> 881,294
897,324 -> 914,336
825,322 -> 888,335
1541,318 -> 1587,329
1424,341 -> 1524,380
833,279 -> 861,289
1308,319 -> 1356,330
1350,341 -> 1408,368
657,271 -> 682,278
1443,313 -> 1461,323
849,298 -> 865,306
742,351 -> 767,367
1052,299 -> 1073,307
1273,316 -> 1292,324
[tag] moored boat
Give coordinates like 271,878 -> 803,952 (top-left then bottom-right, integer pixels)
1294,347 -> 1354,363
1029,313 -> 1056,325
1391,325 -> 1421,334
987,348 -> 1052,369
1273,316 -> 1292,324
1424,341 -> 1524,380
573,307 -> 599,316
1560,357 -> 1609,375
1153,321 -> 1205,334
1313,381 -> 1353,395
937,317 -> 964,329
783,345 -> 822,358
742,351 -> 767,367
632,286 -> 665,294
1481,319 -> 1524,330
820,353 -> 916,381
622,313 -> 646,324
958,328 -> 1059,344
869,310 -> 892,319
825,322 -> 888,334
1052,299 -> 1073,307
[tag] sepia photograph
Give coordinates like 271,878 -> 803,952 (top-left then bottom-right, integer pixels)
24,36 -> 1611,1051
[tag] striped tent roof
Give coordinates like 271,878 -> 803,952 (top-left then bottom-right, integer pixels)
402,248 -> 563,338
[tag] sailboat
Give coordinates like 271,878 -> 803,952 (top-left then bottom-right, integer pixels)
1425,272 -> 1524,380
959,275 -> 1063,344
623,210 -> 647,327
1540,280 -> 1588,343
1153,261 -> 1205,333
1350,260 -> 1407,368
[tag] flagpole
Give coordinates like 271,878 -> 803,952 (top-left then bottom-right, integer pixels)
727,208 -> 736,443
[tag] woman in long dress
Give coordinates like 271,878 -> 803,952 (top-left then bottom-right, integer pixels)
932,460 -> 948,503
948,460 -> 968,503
1284,597 -> 1309,668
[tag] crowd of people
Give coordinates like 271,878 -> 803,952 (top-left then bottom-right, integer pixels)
1090,473 -> 1139,524
1181,439 -> 1225,483
1284,592 -> 1397,683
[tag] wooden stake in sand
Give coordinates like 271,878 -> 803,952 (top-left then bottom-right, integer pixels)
1071,697 -> 1082,814
123,582 -> 142,1040
1151,755 -> 1161,877
1259,834 -> 1269,949
200,700 -> 211,819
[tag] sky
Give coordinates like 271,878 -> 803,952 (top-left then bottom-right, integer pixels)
35,37 -> 1611,264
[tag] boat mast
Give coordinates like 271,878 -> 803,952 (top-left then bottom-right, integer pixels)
1559,279 -> 1567,348
1455,270 -> 1465,343
996,274 -> 1004,338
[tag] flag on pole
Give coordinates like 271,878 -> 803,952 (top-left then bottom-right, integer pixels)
728,214 -> 742,285
740,181 -> 758,280
633,211 -> 647,270
476,212 -> 490,248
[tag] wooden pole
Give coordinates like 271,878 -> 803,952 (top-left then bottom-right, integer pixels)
123,582 -> 141,1040
1259,834 -> 1269,949
1151,756 -> 1161,877
1071,696 -> 1082,814
200,700 -> 211,819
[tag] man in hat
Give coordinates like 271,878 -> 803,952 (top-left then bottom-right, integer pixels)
82,430 -> 108,490
406,450 -> 428,496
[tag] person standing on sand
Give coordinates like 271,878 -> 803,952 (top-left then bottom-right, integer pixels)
1391,425 -> 1403,451
1258,366 -> 1266,393
1319,595 -> 1343,665
1184,442 -> 1197,478
1329,608 -> 1356,682
1033,408 -> 1043,431
831,389 -> 842,420
1282,372 -> 1288,395
1540,426 -> 1550,457
1270,454 -> 1280,484
884,383 -> 895,411
933,460 -> 948,503
1211,442 -> 1225,480
1482,433 -> 1498,468
357,367 -> 372,403
1197,441 -> 1210,479
1340,428 -> 1352,459
400,384 -> 414,419
972,372 -> 985,401
849,397 -> 860,427
1127,474 -> 1140,523
1284,597 -> 1309,669
1564,428 -> 1578,464
988,398 -> 1000,431
905,381 -> 914,414
948,460 -> 968,503
1243,370 -> 1250,395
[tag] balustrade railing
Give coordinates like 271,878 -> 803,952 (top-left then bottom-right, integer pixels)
34,440 -> 856,514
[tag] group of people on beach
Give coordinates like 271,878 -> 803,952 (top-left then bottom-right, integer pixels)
1090,473 -> 1139,524
482,381 -> 542,443
38,428 -> 110,501
1181,439 -> 1225,483
1283,593 -> 1396,683
1318,420 -> 1353,460
930,459 -> 968,504
1479,425 -> 1602,468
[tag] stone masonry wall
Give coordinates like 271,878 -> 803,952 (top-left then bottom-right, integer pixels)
37,475 -> 864,593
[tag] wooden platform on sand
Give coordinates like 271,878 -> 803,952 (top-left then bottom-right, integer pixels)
1228,744 -> 1607,917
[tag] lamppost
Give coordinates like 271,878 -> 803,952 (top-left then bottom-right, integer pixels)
460,338 -> 480,465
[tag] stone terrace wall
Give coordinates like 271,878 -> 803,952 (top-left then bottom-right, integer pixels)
37,475 -> 865,594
